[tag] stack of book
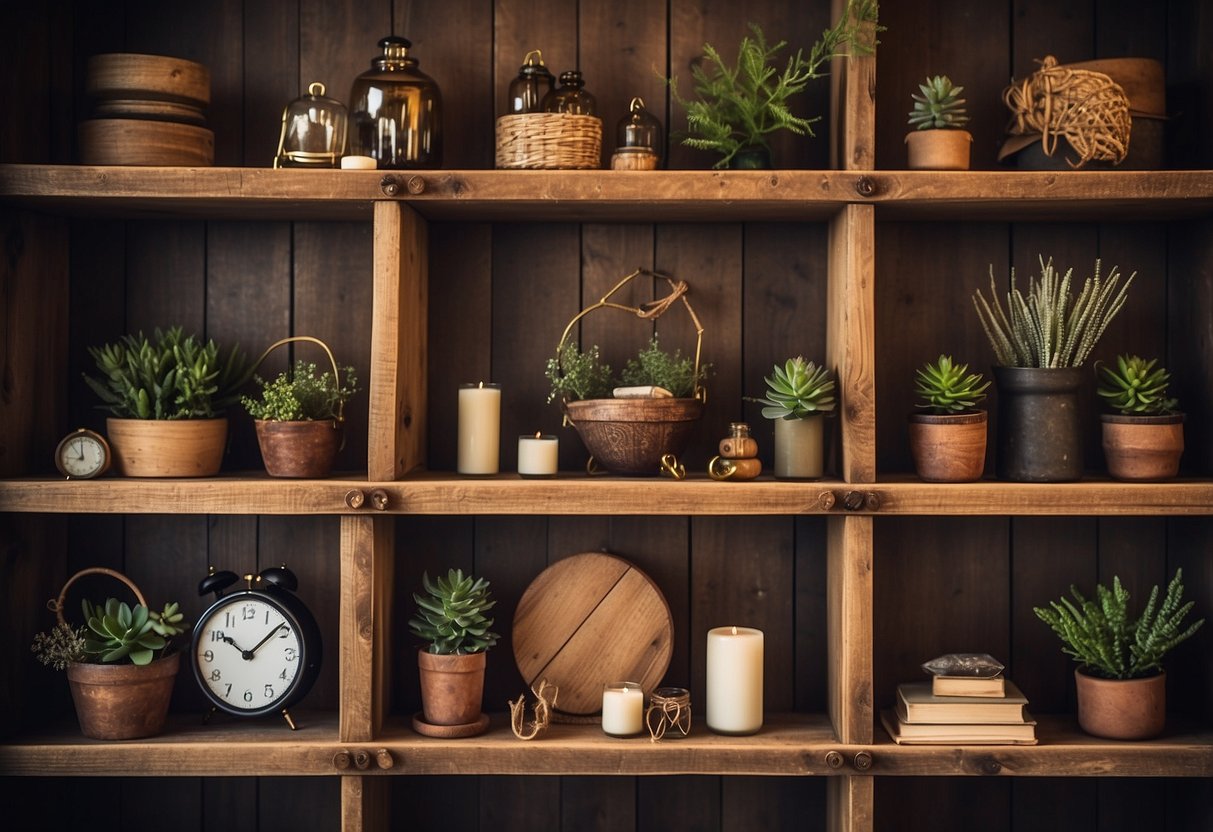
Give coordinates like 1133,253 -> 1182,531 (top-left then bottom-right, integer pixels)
881,673 -> 1038,745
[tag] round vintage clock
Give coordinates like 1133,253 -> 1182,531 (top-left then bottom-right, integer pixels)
191,565 -> 323,727
54,428 -> 111,479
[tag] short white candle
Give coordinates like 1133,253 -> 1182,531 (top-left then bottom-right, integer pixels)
602,682 -> 644,736
518,432 -> 558,478
457,383 -> 501,475
340,155 -> 376,169
706,626 -> 764,734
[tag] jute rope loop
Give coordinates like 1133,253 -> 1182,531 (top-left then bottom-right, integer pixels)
1003,55 -> 1131,168
509,679 -> 559,740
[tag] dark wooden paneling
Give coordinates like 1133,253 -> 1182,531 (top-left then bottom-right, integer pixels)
260,775 -> 341,830
639,775 -> 720,831
243,0 -> 298,167
1165,517 -> 1213,718
1170,219 -> 1213,475
877,778 -> 1010,832
481,774 -> 561,830
723,777 -> 825,831
1011,778 -> 1096,832
391,776 -> 479,829
563,775 -> 636,831
795,516 -> 829,713
494,0 -> 577,124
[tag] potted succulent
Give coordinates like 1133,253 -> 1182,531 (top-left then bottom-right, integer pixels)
1034,569 -> 1203,740
668,0 -> 879,169
908,355 -> 990,482
84,326 -> 249,477
32,570 -> 189,740
972,256 -> 1133,481
906,75 -> 972,170
750,356 -> 835,479
408,568 -> 499,737
1096,354 -> 1184,481
242,354 -> 358,479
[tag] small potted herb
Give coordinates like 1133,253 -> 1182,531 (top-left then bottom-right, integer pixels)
749,356 -> 835,479
908,355 -> 990,482
1096,354 -> 1184,481
906,75 -> 972,170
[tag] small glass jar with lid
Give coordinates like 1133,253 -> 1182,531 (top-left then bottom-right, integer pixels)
611,96 -> 663,170
348,36 -> 443,169
274,82 -> 348,168
506,50 -> 555,115
541,70 -> 596,116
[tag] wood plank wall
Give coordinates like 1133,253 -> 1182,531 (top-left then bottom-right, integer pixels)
1,0 -> 1210,830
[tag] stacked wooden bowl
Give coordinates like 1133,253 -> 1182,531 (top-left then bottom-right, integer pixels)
79,53 -> 214,166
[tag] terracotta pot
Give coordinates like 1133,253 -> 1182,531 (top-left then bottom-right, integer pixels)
417,649 -> 486,727
106,417 -> 227,477
908,411 -> 987,482
992,367 -> 1084,482
254,419 -> 342,478
1101,414 -> 1184,481
1075,667 -> 1166,740
66,652 -> 180,740
774,415 -> 824,479
905,129 -> 972,170
563,397 -> 703,475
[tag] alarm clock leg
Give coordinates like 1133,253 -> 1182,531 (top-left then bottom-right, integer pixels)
281,708 -> 298,730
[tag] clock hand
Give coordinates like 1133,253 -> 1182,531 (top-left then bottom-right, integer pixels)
219,634 -> 249,655
245,622 -> 286,659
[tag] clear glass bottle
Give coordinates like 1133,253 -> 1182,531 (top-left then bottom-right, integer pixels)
611,96 -> 663,169
274,82 -> 347,168
506,50 -> 554,115
348,36 -> 442,169
541,70 -> 596,116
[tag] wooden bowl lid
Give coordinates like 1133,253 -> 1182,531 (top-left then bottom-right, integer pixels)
78,119 -> 214,167
512,552 -> 673,715
85,53 -> 211,108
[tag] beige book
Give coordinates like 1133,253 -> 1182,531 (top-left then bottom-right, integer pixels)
897,680 -> 1028,724
881,709 -> 1038,745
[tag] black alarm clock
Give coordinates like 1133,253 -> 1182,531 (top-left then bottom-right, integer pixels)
191,565 -> 322,729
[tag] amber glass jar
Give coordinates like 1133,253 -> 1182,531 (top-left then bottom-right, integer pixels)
541,70 -> 596,116
348,36 -> 442,169
506,50 -> 555,115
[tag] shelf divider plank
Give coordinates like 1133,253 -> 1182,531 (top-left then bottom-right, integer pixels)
340,516 -> 393,743
829,0 -> 877,171
342,777 -> 389,832
829,204 -> 876,483
828,777 -> 875,832
828,516 -> 873,745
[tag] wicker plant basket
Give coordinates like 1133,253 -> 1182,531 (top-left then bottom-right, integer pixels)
555,269 -> 705,475
496,113 -> 602,169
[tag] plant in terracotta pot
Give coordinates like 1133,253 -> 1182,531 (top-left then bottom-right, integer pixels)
32,572 -> 189,740
908,354 -> 990,482
906,75 -> 972,170
84,326 -> 249,477
750,356 -> 835,479
1034,570 -> 1203,740
972,255 -> 1133,482
242,356 -> 358,479
408,568 -> 499,738
1096,354 -> 1184,481
668,0 -> 879,169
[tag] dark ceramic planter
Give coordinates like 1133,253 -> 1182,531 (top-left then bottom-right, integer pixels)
993,366 -> 1084,482
728,146 -> 772,169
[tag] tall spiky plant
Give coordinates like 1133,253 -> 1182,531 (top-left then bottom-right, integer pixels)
972,256 -> 1133,368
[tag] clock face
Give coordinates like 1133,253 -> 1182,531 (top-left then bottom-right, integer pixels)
193,594 -> 306,716
55,430 -> 110,479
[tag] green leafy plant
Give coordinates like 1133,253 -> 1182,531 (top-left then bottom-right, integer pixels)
972,256 -> 1133,368
409,569 -> 499,655
545,342 -> 615,403
85,326 -> 249,419
908,75 -> 969,130
750,356 -> 836,419
915,355 -> 989,413
32,599 -> 188,669
669,0 -> 880,168
546,338 -> 709,403
1034,570 -> 1204,680
619,337 -> 707,398
242,360 -> 359,421
1097,354 -> 1178,415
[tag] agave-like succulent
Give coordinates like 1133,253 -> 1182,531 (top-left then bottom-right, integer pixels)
409,569 -> 500,655
1097,354 -> 1178,415
81,598 -> 171,666
915,355 -> 990,414
908,75 -> 969,130
754,357 -> 836,419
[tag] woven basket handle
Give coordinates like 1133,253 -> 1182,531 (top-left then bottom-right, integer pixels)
555,268 -> 706,401
49,567 -> 147,627
251,336 -> 346,424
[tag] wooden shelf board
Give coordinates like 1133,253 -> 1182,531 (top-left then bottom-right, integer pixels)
3,166 -> 1212,223
0,710 -> 341,776
867,715 -> 1213,777
2,472 -> 1211,515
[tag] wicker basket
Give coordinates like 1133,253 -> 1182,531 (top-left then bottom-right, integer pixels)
496,113 -> 602,169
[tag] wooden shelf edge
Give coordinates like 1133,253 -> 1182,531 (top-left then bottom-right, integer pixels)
871,477 -> 1213,515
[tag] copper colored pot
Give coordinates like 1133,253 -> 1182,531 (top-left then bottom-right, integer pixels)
417,649 -> 486,727
1101,413 -> 1184,481
254,419 -> 342,478
1075,667 -> 1166,740
563,397 -> 703,475
66,652 -> 180,740
908,411 -> 988,482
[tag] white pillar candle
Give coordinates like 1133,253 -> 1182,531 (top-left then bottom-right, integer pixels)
706,626 -> 764,734
340,155 -> 376,169
457,382 -> 501,475
602,682 -> 644,736
518,432 -> 558,478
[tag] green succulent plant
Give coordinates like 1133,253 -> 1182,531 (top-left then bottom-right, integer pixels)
85,326 -> 249,419
751,356 -> 836,419
32,598 -> 189,670
1097,354 -> 1178,415
1034,570 -> 1203,680
409,569 -> 499,655
915,355 -> 989,414
242,360 -> 359,422
908,75 -> 969,130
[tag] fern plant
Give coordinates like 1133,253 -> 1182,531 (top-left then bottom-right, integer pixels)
915,355 -> 989,413
972,256 -> 1133,368
669,0 -> 880,168
409,569 -> 499,655
751,356 -> 836,419
1097,354 -> 1178,415
908,75 -> 969,130
1034,570 -> 1204,679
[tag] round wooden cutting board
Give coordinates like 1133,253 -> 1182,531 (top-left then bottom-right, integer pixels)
512,552 -> 674,715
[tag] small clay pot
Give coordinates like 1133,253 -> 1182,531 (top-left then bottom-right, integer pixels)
1075,667 -> 1166,740
66,652 -> 180,740
906,129 -> 972,170
107,417 -> 227,477
1101,413 -> 1184,481
417,649 -> 487,727
908,411 -> 987,482
254,419 -> 342,478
